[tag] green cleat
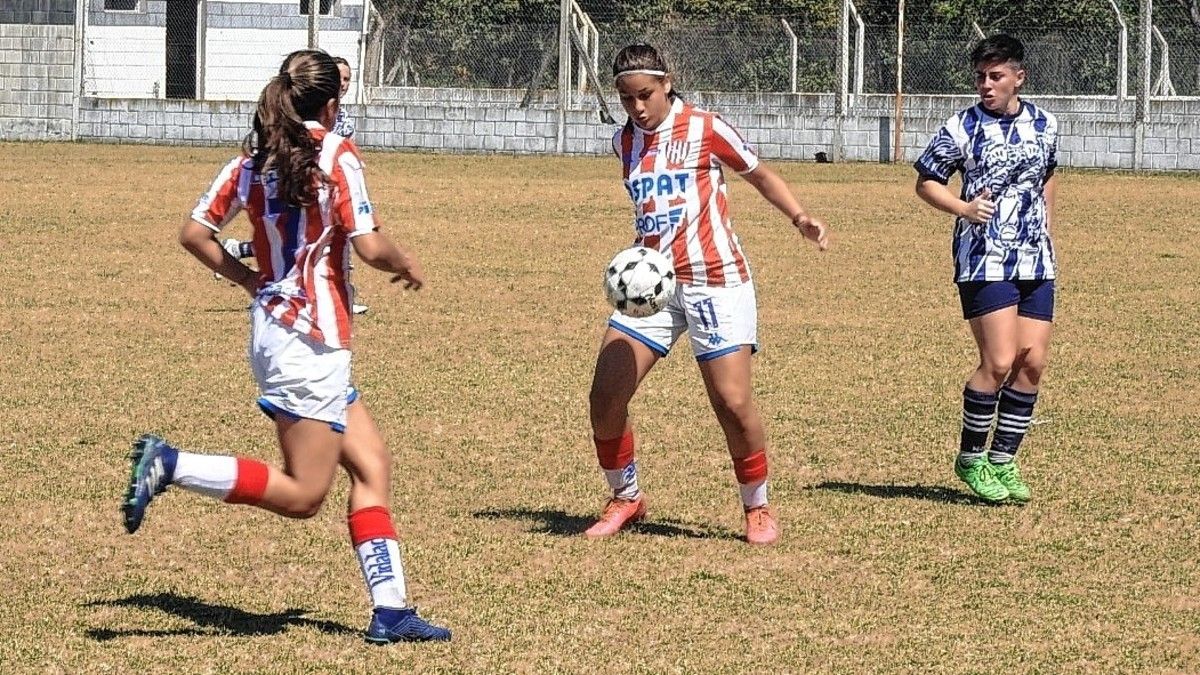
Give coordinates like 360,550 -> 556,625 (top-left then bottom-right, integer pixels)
954,458 -> 1010,503
990,461 -> 1031,503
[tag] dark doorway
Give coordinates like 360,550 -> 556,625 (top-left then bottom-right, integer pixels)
165,0 -> 198,98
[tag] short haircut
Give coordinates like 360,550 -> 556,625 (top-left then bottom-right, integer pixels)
332,56 -> 351,69
970,34 -> 1024,69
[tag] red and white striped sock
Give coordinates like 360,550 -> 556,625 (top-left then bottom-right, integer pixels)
595,431 -> 639,500
732,450 -> 768,509
348,506 -> 407,609
172,452 -> 268,504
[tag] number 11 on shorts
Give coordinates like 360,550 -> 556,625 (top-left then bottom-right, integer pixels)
694,298 -> 719,329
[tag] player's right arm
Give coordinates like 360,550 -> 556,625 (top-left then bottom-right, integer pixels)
913,118 -> 993,224
182,157 -> 259,297
915,177 -> 994,224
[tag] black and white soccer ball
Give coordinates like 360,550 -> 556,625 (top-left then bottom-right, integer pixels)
603,246 -> 677,318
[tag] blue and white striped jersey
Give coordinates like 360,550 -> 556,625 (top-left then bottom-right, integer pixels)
915,101 -> 1058,282
331,107 -> 355,138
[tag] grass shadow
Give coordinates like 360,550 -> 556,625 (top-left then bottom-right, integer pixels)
473,507 -> 739,541
84,592 -> 357,641
808,481 -> 992,506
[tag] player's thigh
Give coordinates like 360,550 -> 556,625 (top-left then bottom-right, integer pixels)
697,345 -> 755,412
591,326 -> 662,404
340,397 -> 390,483
1015,315 -> 1053,363
968,304 -> 1020,367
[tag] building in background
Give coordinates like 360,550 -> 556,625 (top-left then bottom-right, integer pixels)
83,0 -> 367,101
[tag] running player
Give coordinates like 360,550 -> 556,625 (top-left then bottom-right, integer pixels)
223,55 -> 366,314
586,43 -> 829,546
914,34 -> 1058,503
121,49 -> 450,643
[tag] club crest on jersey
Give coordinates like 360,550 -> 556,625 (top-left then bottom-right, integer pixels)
664,141 -> 692,168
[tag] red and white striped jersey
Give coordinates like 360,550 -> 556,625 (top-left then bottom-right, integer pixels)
191,121 -> 378,349
612,98 -> 760,287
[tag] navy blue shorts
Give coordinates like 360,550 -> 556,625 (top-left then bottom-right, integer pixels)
957,279 -> 1055,321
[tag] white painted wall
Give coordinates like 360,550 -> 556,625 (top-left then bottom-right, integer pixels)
204,28 -> 362,100
83,24 -> 164,98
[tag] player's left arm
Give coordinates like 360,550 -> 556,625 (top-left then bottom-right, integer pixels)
741,164 -> 829,251
1043,172 -> 1058,230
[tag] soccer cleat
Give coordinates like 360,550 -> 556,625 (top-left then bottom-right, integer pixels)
364,607 -> 451,644
352,303 -> 369,315
744,505 -> 780,546
122,434 -> 175,534
583,496 -> 646,539
990,461 -> 1031,503
954,457 -> 1010,503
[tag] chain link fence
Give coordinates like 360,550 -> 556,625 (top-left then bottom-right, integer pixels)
364,14 -> 1200,98
79,1 -> 1200,99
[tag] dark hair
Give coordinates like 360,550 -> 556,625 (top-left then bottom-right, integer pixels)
612,43 -> 680,100
242,49 -> 340,207
332,56 -> 350,70
970,34 -> 1025,69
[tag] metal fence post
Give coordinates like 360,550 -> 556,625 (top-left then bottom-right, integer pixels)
557,0 -> 570,153
1135,0 -> 1152,170
196,0 -> 207,100
831,1 -> 848,162
849,0 -> 864,99
781,18 -> 798,94
72,0 -> 85,140
893,0 -> 905,163
308,2 -> 319,49
1106,0 -> 1128,99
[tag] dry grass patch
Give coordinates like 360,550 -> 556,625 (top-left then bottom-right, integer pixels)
0,143 -> 1197,673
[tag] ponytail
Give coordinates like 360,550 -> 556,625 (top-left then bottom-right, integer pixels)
242,49 -> 341,207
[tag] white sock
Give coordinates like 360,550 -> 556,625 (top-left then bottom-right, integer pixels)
173,452 -> 237,499
603,460 -> 640,500
739,480 -> 768,509
355,538 -> 407,609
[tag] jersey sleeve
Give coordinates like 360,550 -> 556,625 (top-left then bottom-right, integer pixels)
1043,113 -> 1059,180
914,116 -> 965,185
191,156 -> 245,232
332,145 -> 379,237
709,115 -> 760,174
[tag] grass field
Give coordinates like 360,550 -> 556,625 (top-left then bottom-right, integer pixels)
0,142 -> 1197,673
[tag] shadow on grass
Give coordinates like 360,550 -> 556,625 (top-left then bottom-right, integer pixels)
808,481 -> 990,506
84,592 -> 357,641
474,507 -> 740,541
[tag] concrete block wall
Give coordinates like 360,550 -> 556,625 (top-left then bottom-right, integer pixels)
0,22 -> 76,141
76,97 -> 254,145
66,89 -> 1200,174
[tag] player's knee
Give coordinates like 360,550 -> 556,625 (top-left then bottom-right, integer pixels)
712,391 -> 755,426
1018,353 -> 1048,384
281,492 -> 327,519
981,356 -> 1015,384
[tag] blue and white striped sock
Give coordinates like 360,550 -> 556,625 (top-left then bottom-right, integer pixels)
959,387 -> 998,466
990,386 -> 1038,464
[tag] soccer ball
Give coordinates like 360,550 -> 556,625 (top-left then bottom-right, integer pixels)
603,246 -> 676,318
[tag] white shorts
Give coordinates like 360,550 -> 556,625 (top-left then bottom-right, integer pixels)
608,281 -> 758,361
249,304 -> 355,432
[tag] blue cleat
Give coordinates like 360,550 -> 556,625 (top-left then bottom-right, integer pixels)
122,434 -> 176,534
365,607 -> 451,644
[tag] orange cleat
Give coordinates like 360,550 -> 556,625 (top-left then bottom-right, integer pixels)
744,505 -> 780,546
584,496 -> 647,539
